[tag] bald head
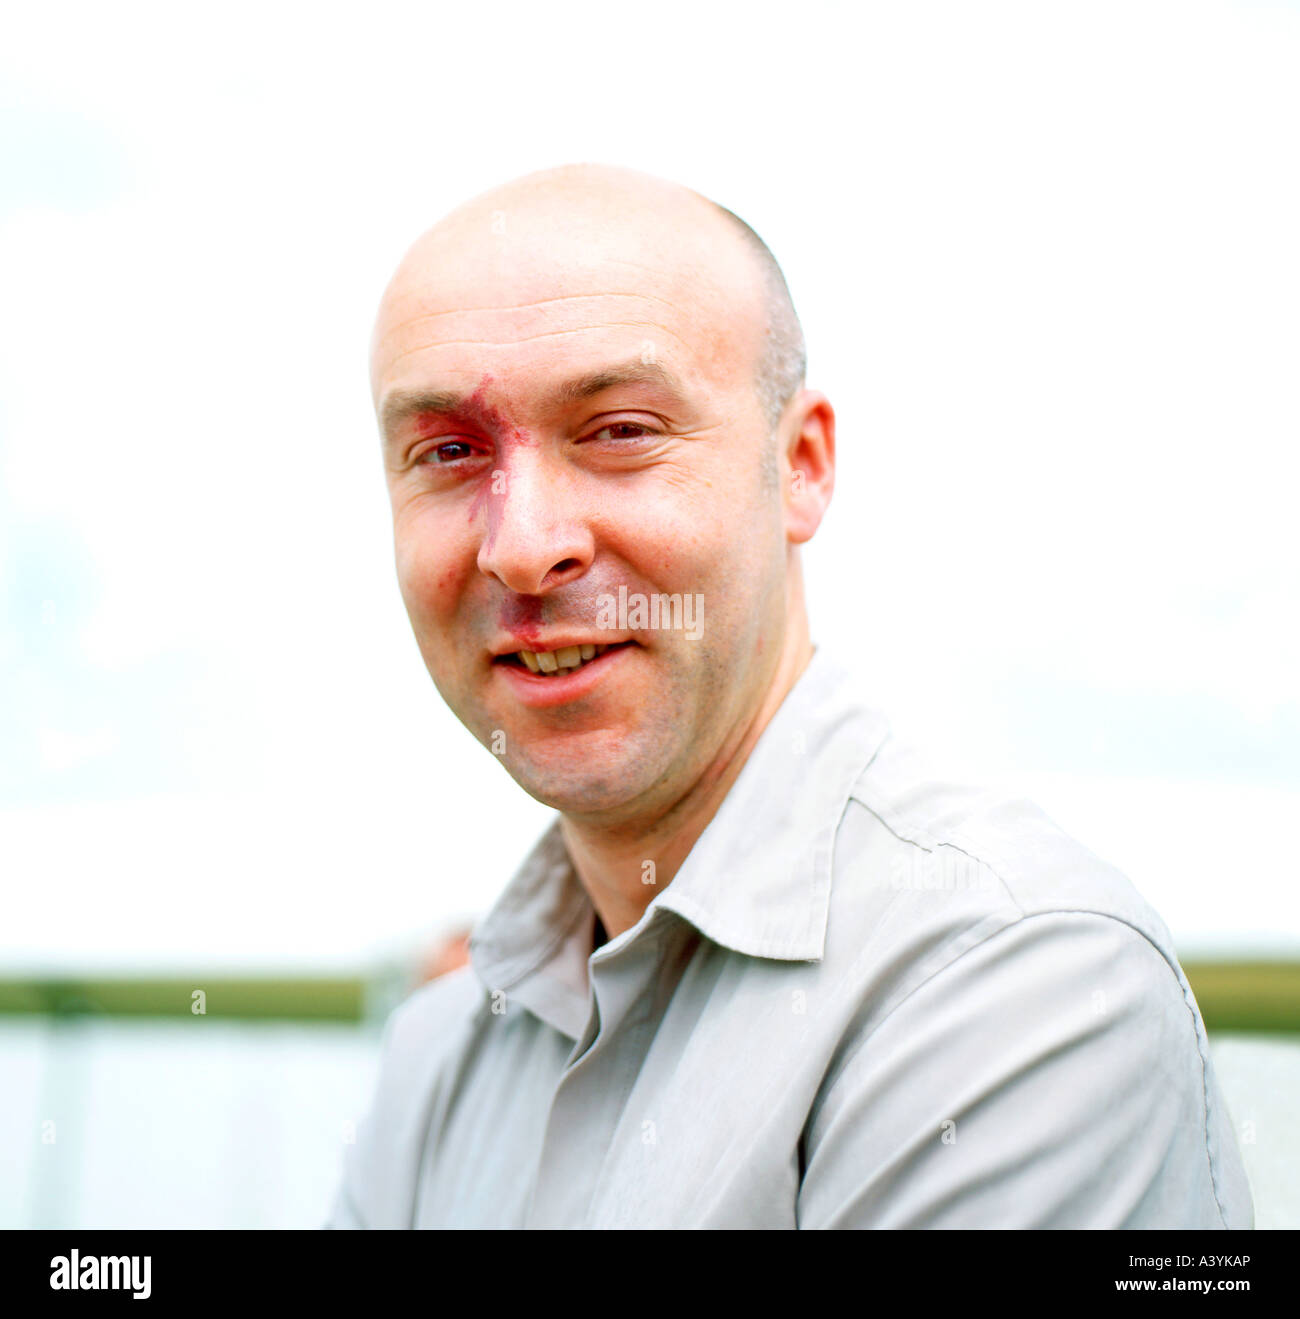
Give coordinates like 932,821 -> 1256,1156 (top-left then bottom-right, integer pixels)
372,164 -> 805,438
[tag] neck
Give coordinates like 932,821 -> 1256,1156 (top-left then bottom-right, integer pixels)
559,612 -> 814,941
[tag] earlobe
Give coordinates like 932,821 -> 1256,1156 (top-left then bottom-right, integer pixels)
784,391 -> 836,545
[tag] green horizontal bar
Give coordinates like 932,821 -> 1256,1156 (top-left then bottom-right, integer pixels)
0,976 -> 367,1022
1181,961 -> 1300,1035
0,963 -> 1296,1031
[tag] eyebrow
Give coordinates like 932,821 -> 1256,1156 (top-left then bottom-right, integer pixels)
379,358 -> 687,440
550,359 -> 684,407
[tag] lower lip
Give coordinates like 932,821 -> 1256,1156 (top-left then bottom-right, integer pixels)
494,643 -> 636,708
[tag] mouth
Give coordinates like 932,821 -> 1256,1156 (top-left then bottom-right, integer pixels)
494,640 -> 635,677
491,639 -> 638,706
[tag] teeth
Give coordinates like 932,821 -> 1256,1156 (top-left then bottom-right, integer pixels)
516,643 -> 618,676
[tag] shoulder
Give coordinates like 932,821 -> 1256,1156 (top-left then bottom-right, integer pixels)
374,965 -> 488,1088
825,726 -> 1203,1064
805,730 -> 1251,1225
802,904 -> 1249,1225
366,966 -> 491,1130
831,727 -> 1182,969
385,963 -> 488,1036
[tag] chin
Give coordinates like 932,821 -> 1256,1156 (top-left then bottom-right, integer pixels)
499,750 -> 656,816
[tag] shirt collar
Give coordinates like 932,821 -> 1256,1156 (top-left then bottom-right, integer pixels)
468,647 -> 890,1024
651,646 -> 890,961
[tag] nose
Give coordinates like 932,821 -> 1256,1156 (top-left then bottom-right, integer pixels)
475,449 -> 594,595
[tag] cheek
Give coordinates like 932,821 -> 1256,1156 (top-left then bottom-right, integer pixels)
643,500 -> 761,596
674,499 -> 783,632
393,517 -> 467,624
598,488 -> 710,579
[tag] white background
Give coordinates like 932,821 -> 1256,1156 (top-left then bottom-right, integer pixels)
2,0 -> 1298,973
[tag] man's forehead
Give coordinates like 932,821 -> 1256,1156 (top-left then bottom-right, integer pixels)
372,288 -> 709,418
376,233 -> 734,338
369,169 -> 774,425
374,255 -> 758,411
375,270 -> 686,353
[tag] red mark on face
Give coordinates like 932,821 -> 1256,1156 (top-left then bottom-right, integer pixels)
412,376 -> 533,448
500,593 -> 543,646
459,377 -> 532,551
466,377 -> 530,441
468,477 -> 495,527
411,375 -> 535,553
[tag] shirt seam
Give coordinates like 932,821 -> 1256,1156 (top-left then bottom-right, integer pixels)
845,788 -> 1030,922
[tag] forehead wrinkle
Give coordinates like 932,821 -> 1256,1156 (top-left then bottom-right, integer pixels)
372,291 -> 685,363
383,290 -> 682,329
378,321 -> 695,373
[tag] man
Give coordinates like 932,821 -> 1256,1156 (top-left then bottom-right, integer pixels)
327,164 -> 1252,1229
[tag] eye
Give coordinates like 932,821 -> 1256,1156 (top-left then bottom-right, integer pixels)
585,421 -> 658,444
421,440 -> 478,464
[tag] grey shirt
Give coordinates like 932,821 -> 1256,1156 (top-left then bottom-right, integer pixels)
327,648 -> 1253,1228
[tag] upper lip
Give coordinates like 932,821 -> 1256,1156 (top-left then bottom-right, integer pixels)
489,634 -> 636,658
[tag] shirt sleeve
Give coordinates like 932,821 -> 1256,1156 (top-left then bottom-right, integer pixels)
796,909 -> 1252,1228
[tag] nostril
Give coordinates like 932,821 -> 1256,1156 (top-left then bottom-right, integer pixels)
541,558 -> 585,588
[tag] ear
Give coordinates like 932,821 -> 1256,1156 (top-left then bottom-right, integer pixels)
781,390 -> 836,544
